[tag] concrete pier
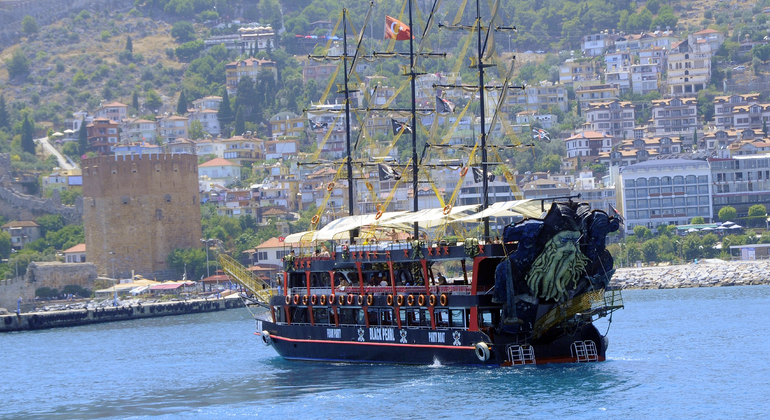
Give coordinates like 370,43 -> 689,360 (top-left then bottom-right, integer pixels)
610,259 -> 770,289
0,298 -> 245,332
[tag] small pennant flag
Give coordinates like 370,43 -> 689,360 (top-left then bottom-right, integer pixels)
472,167 -> 495,183
385,16 -> 412,40
378,163 -> 402,181
311,120 -> 328,130
435,95 -> 456,114
391,118 -> 412,135
532,128 -> 551,143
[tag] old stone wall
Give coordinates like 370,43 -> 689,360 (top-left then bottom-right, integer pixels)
82,154 -> 202,280
0,0 -> 134,49
0,262 -> 96,309
0,154 -> 82,223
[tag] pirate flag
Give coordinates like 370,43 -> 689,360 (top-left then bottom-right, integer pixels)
391,118 -> 412,135
435,95 -> 456,114
532,128 -> 551,143
378,163 -> 402,181
311,120 -> 328,130
472,167 -> 496,183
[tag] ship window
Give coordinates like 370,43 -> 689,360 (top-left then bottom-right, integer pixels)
379,308 -> 394,326
312,308 -> 330,325
435,309 -> 449,328
367,308 -> 379,325
450,309 -> 466,328
401,308 -> 422,327
291,307 -> 309,324
420,309 -> 432,327
479,309 -> 501,328
273,306 -> 285,323
339,308 -> 364,325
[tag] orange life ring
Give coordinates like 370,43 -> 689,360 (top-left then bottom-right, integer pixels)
327,182 -> 335,191
376,203 -> 383,212
440,293 -> 448,306
293,294 -> 300,305
329,294 -> 336,305
443,205 -> 452,215
311,294 -> 317,305
418,294 -> 425,306
407,295 -> 415,306
302,295 -> 309,305
319,294 -> 327,305
387,294 -> 394,305
311,215 -> 320,225
429,294 -> 437,306
366,181 -> 373,191
396,295 -> 404,306
338,295 -> 345,305
347,294 -> 355,305
460,167 -> 468,176
375,210 -> 383,220
357,295 -> 365,305
285,295 -> 291,305
366,294 -> 374,306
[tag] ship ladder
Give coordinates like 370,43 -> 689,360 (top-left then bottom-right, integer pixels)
218,254 -> 275,307
507,344 -> 536,366
570,340 -> 599,362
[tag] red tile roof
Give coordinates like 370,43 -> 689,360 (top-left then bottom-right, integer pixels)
199,158 -> 238,167
63,243 -> 86,253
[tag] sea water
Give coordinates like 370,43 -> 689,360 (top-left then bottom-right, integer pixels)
1,286 -> 769,420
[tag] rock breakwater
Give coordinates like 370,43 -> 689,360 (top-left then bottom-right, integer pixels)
610,260 -> 770,289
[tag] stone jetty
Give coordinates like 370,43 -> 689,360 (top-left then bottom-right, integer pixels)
610,260 -> 770,289
0,297 -> 245,332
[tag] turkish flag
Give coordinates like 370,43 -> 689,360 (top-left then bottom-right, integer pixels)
384,16 -> 412,40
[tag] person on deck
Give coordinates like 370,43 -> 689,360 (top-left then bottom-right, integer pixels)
437,272 -> 447,285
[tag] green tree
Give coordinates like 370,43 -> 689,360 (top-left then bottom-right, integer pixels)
132,90 -> 140,112
682,234 -> 703,261
46,224 -> 84,250
234,106 -> 245,136
125,35 -> 133,53
747,204 -> 767,228
701,233 -> 719,258
641,240 -> 659,263
753,43 -> 770,62
72,70 -> 88,86
145,89 -> 163,111
633,225 -> 652,240
177,90 -> 188,115
235,77 -> 258,121
0,231 -> 11,259
188,120 -> 205,140
6,49 -> 30,79
656,224 -> 676,237
175,39 -> 204,61
718,206 -> 737,221
36,215 -> 64,237
0,94 -> 9,130
650,5 -> 678,30
218,89 -> 233,125
21,15 -> 38,35
167,248 -> 207,280
21,115 -> 35,155
691,216 -> 705,224
78,119 -> 88,155
171,21 -> 196,43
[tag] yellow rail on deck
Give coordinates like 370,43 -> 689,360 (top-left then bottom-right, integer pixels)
218,254 -> 275,305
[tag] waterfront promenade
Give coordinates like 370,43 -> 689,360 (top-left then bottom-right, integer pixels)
0,297 -> 244,332
610,259 -> 770,289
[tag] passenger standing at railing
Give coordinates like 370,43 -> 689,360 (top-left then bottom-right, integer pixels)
320,245 -> 330,257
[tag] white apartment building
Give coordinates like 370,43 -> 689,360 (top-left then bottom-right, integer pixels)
667,37 -> 711,96
650,97 -> 698,136
630,63 -> 660,95
582,32 -> 614,56
188,109 -> 221,136
585,100 -> 635,139
617,158 -> 712,233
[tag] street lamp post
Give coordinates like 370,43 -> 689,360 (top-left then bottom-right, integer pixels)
109,251 -> 117,306
200,238 -> 214,278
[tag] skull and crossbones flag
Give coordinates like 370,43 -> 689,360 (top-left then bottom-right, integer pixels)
391,118 -> 412,135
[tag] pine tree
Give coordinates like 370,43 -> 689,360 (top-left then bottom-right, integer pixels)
218,89 -> 232,122
249,44 -> 254,57
764,120 -> 768,137
0,94 -> 9,129
21,115 -> 35,155
78,119 -> 88,156
177,90 -> 188,115
234,106 -> 245,136
132,90 -> 139,112
126,35 -> 133,53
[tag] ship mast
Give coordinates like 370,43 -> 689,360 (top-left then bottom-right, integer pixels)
475,0 -> 490,240
342,9 -> 354,221
408,0 -> 419,239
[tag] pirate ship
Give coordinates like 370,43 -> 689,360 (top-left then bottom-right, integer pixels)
221,0 -> 624,365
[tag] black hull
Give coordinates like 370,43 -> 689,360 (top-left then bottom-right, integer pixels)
257,320 -> 607,366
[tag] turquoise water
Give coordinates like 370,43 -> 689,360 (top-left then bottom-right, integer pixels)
1,286 -> 769,419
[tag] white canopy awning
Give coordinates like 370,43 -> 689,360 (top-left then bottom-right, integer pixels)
377,205 -> 480,230
453,199 -> 543,222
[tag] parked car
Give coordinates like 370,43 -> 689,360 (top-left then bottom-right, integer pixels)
733,65 -> 746,71
535,50 -> 545,54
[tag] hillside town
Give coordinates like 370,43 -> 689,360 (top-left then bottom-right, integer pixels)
2,0 -> 770,305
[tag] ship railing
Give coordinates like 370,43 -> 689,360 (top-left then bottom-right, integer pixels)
287,285 -> 473,297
